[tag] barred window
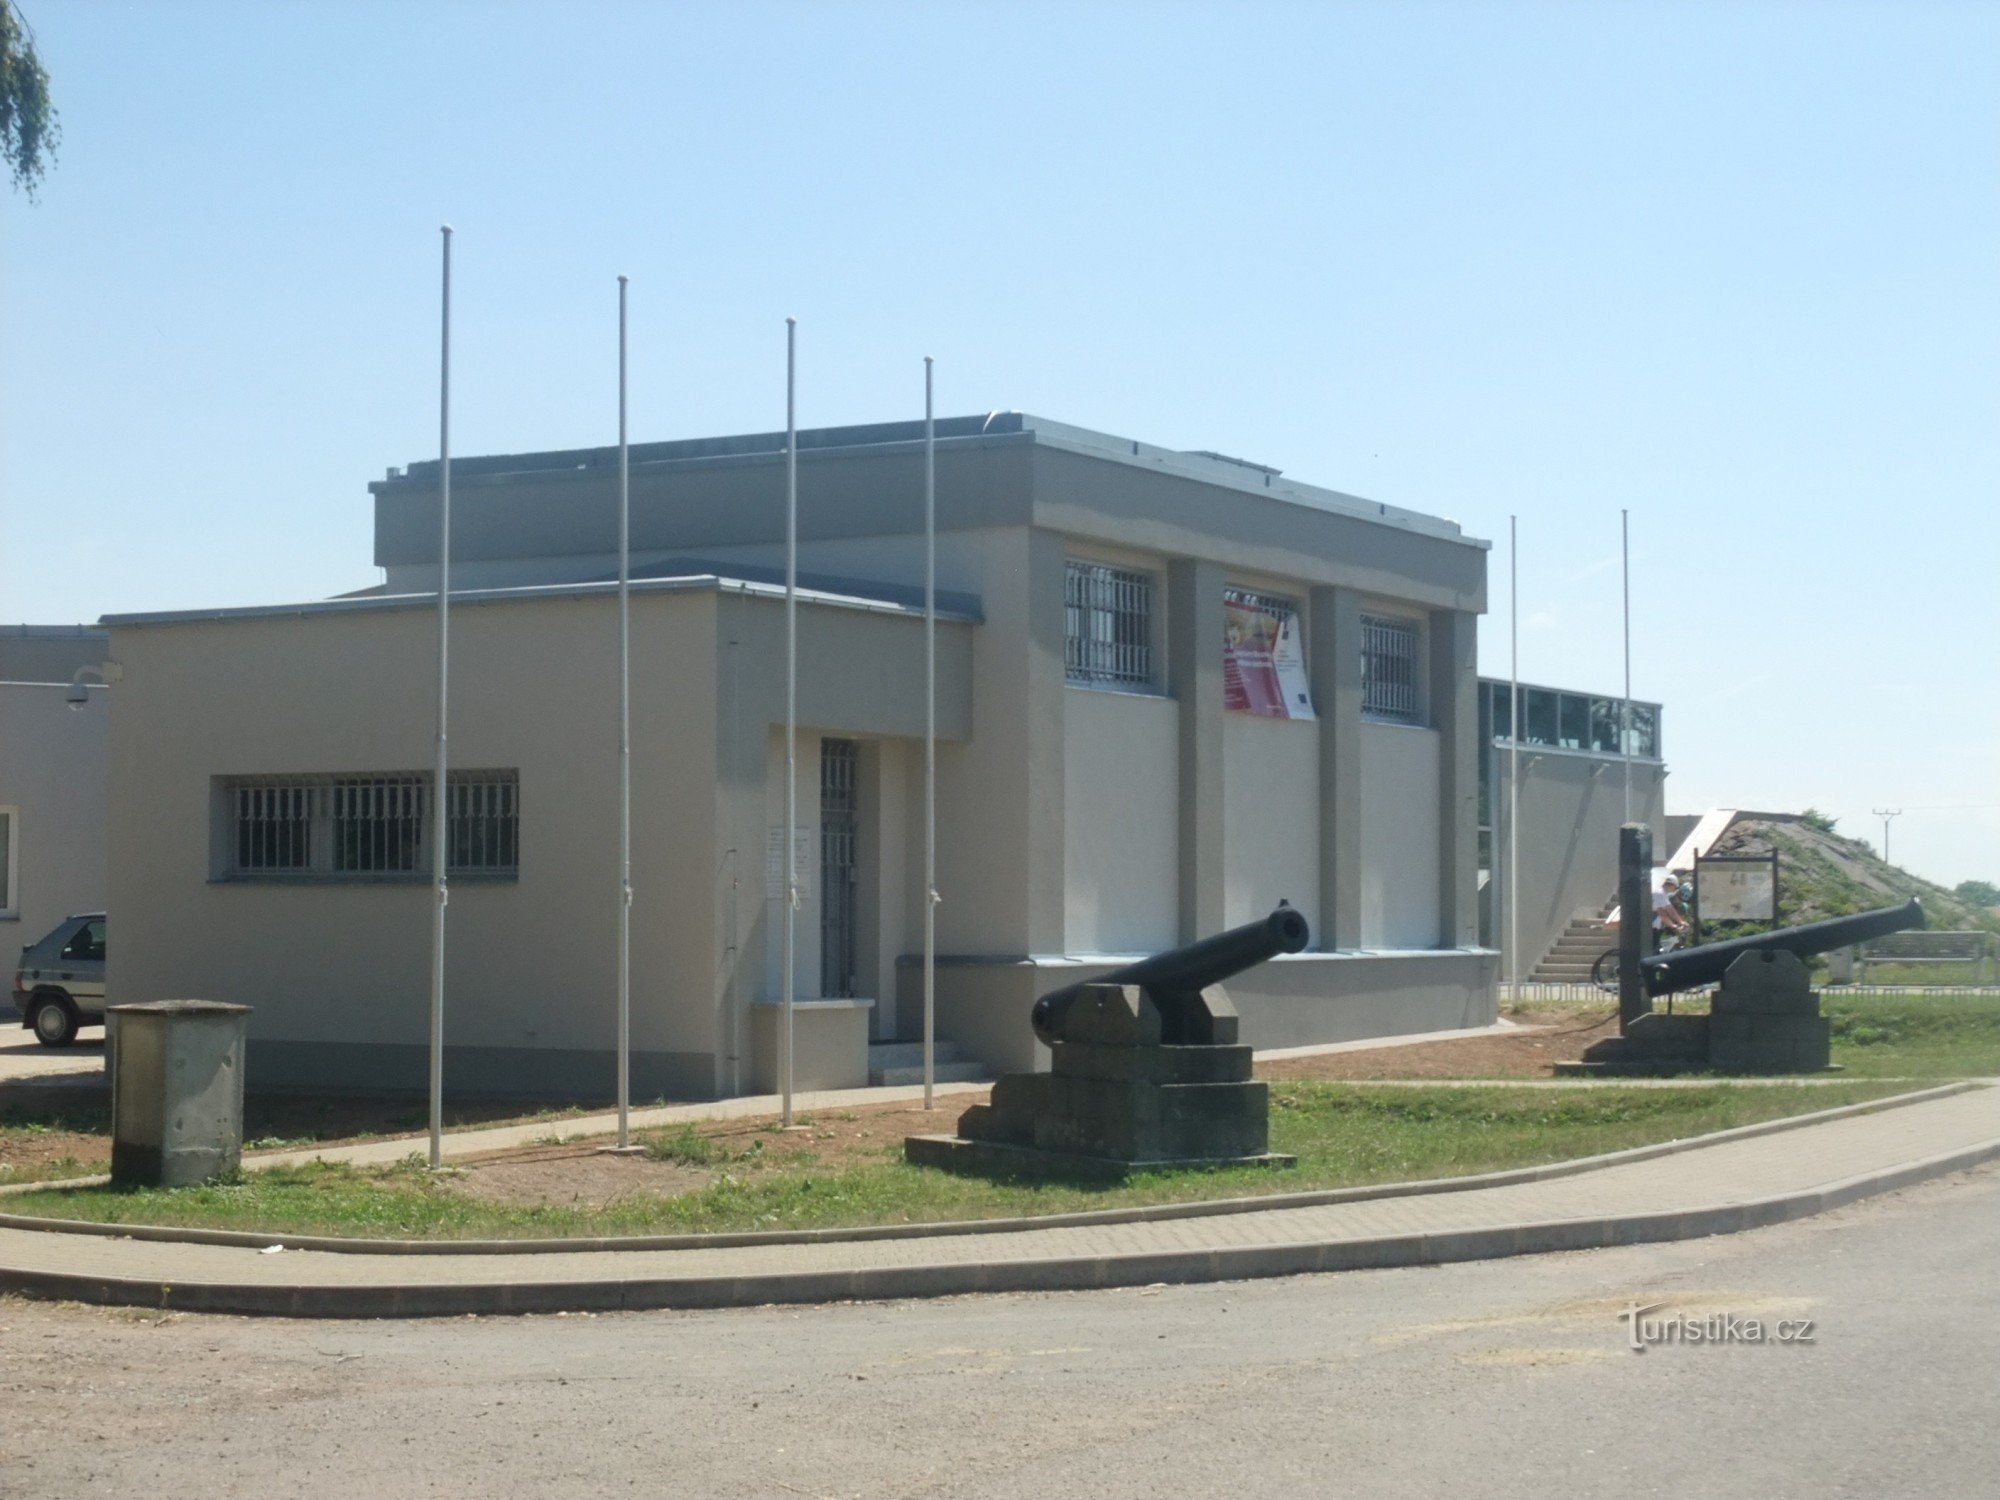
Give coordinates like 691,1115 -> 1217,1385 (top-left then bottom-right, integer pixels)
233,781 -> 314,872
1065,560 -> 1154,689
1361,615 -> 1421,724
447,773 -> 519,873
332,776 -> 423,874
219,772 -> 518,881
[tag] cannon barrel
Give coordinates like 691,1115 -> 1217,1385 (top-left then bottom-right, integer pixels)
1031,904 -> 1311,1047
1644,898 -> 1923,997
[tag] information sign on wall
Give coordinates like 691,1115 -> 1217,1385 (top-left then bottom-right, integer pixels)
765,827 -> 813,900
1223,590 -> 1316,719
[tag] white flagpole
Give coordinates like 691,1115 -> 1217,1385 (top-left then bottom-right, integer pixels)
923,358 -> 937,1111
428,224 -> 453,1171
782,318 -> 798,1128
1508,514 -> 1519,1003
1621,508 -> 1633,826
616,275 -> 633,1149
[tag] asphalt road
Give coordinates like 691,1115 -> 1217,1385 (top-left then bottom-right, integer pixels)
0,1024 -> 104,1086
3,1164 -> 1997,1499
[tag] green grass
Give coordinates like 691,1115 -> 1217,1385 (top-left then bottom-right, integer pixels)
1508,991 -> 2000,1081
1825,992 -> 2000,1078
0,1081 -> 1906,1241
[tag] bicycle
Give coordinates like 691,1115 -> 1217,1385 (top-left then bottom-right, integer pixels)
1590,929 -> 1687,994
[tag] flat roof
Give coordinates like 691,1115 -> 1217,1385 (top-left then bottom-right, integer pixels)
100,570 -> 983,631
0,623 -> 109,639
372,411 -> 1483,548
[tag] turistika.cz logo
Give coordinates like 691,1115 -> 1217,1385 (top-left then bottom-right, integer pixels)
1617,1302 -> 1817,1353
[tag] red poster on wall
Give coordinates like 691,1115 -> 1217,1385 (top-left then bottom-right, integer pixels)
1223,592 -> 1316,719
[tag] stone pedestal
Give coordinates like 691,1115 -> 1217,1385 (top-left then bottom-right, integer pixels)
1561,950 -> 1832,1076
107,1000 -> 252,1187
1708,950 -> 1832,1072
905,984 -> 1291,1177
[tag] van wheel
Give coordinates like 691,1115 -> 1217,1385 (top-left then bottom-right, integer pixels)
30,996 -> 80,1048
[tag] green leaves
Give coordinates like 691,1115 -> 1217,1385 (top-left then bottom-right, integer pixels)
1,0 -> 58,199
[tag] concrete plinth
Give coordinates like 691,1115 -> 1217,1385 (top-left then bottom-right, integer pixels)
107,1000 -> 252,1187
1565,950 -> 1835,1077
909,984 -> 1290,1175
750,999 -> 874,1094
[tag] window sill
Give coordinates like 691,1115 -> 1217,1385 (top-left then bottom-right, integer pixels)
210,872 -> 520,887
1065,680 -> 1170,701
1225,707 -> 1318,723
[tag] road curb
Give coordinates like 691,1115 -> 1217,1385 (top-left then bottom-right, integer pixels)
0,1081 -> 1978,1252
4,1135 -> 1997,1319
2,1110 -> 1996,1319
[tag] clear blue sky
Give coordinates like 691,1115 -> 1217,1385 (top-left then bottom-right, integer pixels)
4,1 -> 1996,885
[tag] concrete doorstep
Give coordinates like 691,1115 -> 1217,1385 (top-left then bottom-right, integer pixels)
0,1083 -> 1993,1318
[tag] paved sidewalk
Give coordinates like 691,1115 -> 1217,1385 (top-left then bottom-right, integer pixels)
1,1083 -> 1994,1317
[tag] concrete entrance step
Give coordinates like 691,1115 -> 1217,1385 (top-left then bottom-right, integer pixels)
868,1040 -> 987,1087
872,1063 -> 990,1087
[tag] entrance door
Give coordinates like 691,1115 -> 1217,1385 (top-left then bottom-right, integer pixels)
820,738 -> 859,999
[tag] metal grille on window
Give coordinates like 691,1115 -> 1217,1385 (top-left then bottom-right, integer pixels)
332,776 -> 424,874
1225,586 -> 1297,624
819,740 -> 858,999
1360,615 -> 1420,723
448,772 -> 519,875
1064,561 -> 1153,688
234,780 -> 314,871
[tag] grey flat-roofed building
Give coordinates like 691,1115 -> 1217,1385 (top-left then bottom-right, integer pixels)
105,413 -> 1498,1098
0,626 -> 110,952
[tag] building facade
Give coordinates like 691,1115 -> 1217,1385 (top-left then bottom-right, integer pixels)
0,626 -> 110,952
1477,677 -> 1669,977
104,413 -> 1498,1097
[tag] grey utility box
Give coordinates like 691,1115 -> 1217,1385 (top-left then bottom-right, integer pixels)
107,1000 -> 252,1187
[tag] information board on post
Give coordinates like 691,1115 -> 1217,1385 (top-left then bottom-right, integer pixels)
1694,851 -> 1780,926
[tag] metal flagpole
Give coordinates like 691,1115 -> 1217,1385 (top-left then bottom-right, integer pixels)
1621,508 -> 1633,826
616,276 -> 633,1150
782,318 -> 798,1128
1508,514 -> 1519,1003
428,225 -> 453,1171
923,358 -> 937,1110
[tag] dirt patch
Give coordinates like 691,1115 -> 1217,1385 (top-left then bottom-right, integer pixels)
452,1096 -> 994,1206
452,1149 -> 713,1209
0,1083 -> 110,1184
0,1082 -> 633,1185
425,1026 -> 1641,1205
1256,1010 -> 1621,1081
4,1021 -> 1641,1198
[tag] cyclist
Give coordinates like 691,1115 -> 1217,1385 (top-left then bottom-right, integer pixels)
1654,872 -> 1691,946
1595,874 -> 1695,991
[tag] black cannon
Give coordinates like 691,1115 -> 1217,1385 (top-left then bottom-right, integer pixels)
1573,895 -> 1926,1075
1031,903 -> 1312,1047
1643,898 -> 1924,998
906,904 -> 1312,1174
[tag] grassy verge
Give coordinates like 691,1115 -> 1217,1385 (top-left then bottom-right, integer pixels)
1824,992 -> 2000,1078
1509,991 -> 2000,1081
0,1081 -> 1907,1241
